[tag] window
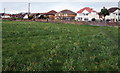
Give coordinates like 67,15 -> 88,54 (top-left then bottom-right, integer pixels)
80,18 -> 82,20
64,14 -> 67,16
78,17 -> 82,20
83,13 -> 89,16
58,14 -> 60,16
113,13 -> 115,15
86,13 -> 88,15
84,18 -> 88,21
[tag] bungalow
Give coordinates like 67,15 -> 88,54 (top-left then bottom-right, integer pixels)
23,13 -> 38,19
105,7 -> 120,22
9,13 -> 27,20
28,10 -> 57,20
46,10 -> 57,20
23,14 -> 29,19
36,10 -> 57,20
75,7 -> 99,21
55,9 -> 76,20
0,13 -> 11,18
34,13 -> 50,19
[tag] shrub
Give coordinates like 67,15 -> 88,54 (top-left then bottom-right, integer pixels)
38,15 -> 49,19
106,19 -> 110,22
91,18 -> 96,21
11,17 -> 23,20
11,17 -> 16,20
28,16 -> 33,20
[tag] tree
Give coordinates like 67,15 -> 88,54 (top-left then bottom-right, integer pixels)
28,15 -> 33,20
99,7 -> 109,21
38,15 -> 44,19
91,18 -> 96,21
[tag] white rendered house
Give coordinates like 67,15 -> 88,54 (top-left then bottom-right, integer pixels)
75,7 -> 99,21
1,14 -> 11,18
23,14 -> 29,19
105,7 -> 120,22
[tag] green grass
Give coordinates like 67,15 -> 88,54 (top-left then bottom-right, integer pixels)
2,20 -> 120,71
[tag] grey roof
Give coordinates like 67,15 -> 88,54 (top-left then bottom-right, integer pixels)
108,7 -> 120,13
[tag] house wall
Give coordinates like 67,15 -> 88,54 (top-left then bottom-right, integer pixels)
55,12 -> 76,20
88,12 -> 99,20
1,15 -> 11,18
105,13 -> 116,21
23,15 -> 29,19
49,15 -> 55,20
114,10 -> 120,22
75,12 -> 99,21
55,12 -> 62,17
105,9 -> 120,22
55,12 -> 63,20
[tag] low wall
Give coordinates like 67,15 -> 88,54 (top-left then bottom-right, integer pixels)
34,19 -> 120,26
2,18 -> 120,26
87,21 -> 120,26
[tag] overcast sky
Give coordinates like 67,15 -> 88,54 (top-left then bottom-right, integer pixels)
0,2 -> 119,14
0,0 -> 120,2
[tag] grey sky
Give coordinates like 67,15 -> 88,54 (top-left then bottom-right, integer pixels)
0,2 -> 119,14
0,0 -> 119,2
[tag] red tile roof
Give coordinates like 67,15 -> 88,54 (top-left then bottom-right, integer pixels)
77,7 -> 97,13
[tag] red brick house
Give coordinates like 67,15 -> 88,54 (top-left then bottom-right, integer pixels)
55,9 -> 76,20
33,10 -> 57,20
46,10 -> 57,20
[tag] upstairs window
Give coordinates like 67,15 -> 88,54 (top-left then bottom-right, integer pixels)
84,18 -> 88,21
86,13 -> 88,15
58,14 -> 60,16
64,14 -> 67,16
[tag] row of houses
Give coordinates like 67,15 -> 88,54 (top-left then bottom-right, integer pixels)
0,7 -> 120,22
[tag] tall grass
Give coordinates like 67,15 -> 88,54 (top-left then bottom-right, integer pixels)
2,20 -> 119,71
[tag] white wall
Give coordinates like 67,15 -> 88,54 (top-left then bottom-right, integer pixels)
1,15 -> 11,18
105,9 -> 120,22
23,15 -> 28,19
88,12 -> 99,20
75,12 -> 99,21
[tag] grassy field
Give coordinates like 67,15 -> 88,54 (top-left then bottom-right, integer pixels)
2,20 -> 119,71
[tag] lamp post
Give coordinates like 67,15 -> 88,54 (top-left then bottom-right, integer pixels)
4,8 -> 5,18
